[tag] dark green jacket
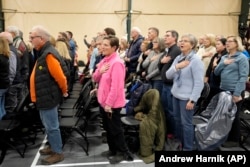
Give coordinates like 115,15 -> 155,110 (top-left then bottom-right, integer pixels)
134,89 -> 166,163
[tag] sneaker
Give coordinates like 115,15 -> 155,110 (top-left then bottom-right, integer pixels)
221,141 -> 239,148
41,153 -> 64,165
39,146 -> 53,155
101,150 -> 116,159
109,152 -> 134,164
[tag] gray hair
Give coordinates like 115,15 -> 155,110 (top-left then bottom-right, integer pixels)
131,27 -> 141,34
0,32 -> 13,44
31,25 -> 51,41
181,34 -> 198,50
156,37 -> 166,52
5,25 -> 20,36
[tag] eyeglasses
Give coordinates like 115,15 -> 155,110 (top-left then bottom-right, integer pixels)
30,36 -> 41,40
226,40 -> 236,43
179,40 -> 190,43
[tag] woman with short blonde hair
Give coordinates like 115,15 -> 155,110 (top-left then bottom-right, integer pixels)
197,33 -> 216,73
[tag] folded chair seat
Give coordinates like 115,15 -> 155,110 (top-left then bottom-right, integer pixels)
59,93 -> 94,156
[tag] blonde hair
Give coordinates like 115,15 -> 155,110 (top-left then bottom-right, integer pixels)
26,41 -> 33,52
0,37 -> 10,57
205,33 -> 216,47
119,38 -> 128,50
55,40 -> 72,60
227,36 -> 245,52
50,36 -> 56,47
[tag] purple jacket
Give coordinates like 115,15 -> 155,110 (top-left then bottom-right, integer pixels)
93,52 -> 126,108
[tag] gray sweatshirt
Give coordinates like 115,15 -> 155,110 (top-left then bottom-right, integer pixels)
142,51 -> 164,81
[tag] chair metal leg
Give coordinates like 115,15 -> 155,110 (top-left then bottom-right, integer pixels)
60,127 -> 89,156
0,144 -> 7,165
240,118 -> 250,151
3,138 -> 27,158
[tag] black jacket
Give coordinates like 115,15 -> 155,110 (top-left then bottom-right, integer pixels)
159,44 -> 181,85
205,49 -> 227,89
0,54 -> 10,89
126,35 -> 144,73
10,44 -> 22,85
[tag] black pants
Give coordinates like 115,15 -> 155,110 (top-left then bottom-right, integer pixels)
202,87 -> 221,110
100,107 -> 129,153
225,91 -> 245,143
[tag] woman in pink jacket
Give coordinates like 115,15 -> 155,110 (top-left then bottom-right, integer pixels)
93,35 -> 133,164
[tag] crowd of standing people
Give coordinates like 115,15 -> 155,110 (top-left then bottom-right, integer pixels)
0,24 -> 249,165
85,26 -> 249,153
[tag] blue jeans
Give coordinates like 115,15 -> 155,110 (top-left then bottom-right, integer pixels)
172,97 -> 194,151
150,80 -> 163,96
0,89 -> 7,120
161,84 -> 175,135
39,106 -> 63,154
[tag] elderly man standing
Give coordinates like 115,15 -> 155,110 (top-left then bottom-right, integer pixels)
29,25 -> 68,165
124,27 -> 144,82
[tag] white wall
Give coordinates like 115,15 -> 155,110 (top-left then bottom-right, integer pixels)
2,0 -> 241,62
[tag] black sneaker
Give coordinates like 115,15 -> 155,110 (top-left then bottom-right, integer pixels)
221,141 -> 239,148
109,152 -> 134,164
101,150 -> 116,159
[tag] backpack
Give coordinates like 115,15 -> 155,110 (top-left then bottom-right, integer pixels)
126,80 -> 151,116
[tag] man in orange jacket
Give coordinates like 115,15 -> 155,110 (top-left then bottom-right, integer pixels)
29,25 -> 68,165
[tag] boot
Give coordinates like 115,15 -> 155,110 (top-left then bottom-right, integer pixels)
39,146 -> 53,155
41,152 -> 64,165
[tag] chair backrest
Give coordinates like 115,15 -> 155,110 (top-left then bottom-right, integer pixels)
14,92 -> 29,113
74,85 -> 92,117
75,94 -> 93,126
194,82 -> 210,115
73,79 -> 93,109
200,82 -> 210,99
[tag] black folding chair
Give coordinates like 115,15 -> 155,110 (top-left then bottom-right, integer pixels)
59,81 -> 92,118
59,93 -> 93,156
240,84 -> 250,151
0,92 -> 30,164
59,79 -> 93,111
